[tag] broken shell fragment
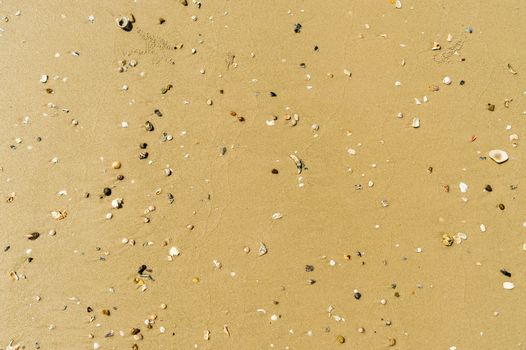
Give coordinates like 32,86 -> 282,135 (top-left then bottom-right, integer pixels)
111,198 -> 123,209
488,150 -> 509,164
441,234 -> 454,246
258,242 -> 268,256
169,246 -> 180,257
289,154 -> 303,174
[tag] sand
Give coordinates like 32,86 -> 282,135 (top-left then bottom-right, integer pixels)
1,0 -> 525,349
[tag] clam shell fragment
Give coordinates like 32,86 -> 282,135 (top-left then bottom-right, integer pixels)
488,149 -> 509,164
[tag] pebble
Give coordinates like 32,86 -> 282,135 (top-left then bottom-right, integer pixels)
503,282 -> 515,290
112,161 -> 122,169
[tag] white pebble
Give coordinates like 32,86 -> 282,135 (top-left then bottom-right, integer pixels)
40,74 -> 48,83
503,282 -> 515,290
443,76 -> 452,85
459,182 -> 468,193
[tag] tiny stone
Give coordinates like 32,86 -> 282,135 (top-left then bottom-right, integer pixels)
112,161 -> 122,169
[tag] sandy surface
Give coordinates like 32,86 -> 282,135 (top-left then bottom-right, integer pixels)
1,0 -> 525,349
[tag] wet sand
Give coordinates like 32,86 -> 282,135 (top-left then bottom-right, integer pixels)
1,1 -> 525,349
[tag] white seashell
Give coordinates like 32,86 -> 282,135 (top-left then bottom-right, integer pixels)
169,246 -> 180,257
443,76 -> 452,85
265,119 -> 275,126
503,282 -> 515,290
459,182 -> 468,193
411,117 -> 420,128
395,0 -> 402,8
347,148 -> 356,155
488,149 -> 509,164
480,224 -> 486,232
343,69 -> 352,77
272,212 -> 283,220
111,198 -> 123,209
258,242 -> 268,256
116,16 -> 131,30
40,74 -> 48,83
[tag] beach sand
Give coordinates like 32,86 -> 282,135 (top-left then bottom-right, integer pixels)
1,1 -> 525,349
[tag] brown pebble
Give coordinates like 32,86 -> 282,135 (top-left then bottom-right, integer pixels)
230,111 -> 237,116
487,103 -> 495,111
180,0 -> 188,5
117,174 -> 124,181
271,168 -> 279,174
237,116 -> 245,122
158,17 -> 165,24
45,88 -> 53,94
112,161 -> 122,169
498,203 -> 505,210
102,309 -> 111,316
26,232 -> 40,240
130,328 -> 141,335
337,335 -> 345,344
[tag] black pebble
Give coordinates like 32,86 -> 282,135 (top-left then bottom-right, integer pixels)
459,80 -> 465,85
305,265 -> 314,272
294,23 -> 302,33
484,185 -> 492,192
299,63 -> 306,68
103,187 -> 112,196
138,265 -> 147,274
314,45 -> 319,51
270,91 -> 277,97
117,174 -> 124,181
154,109 -> 162,117
354,292 -> 362,300
498,203 -> 505,210
271,168 -> 279,174
139,143 -> 148,149
500,269 -> 511,277
87,306 -> 93,313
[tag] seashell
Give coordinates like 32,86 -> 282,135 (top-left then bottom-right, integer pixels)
116,16 -> 132,31
111,198 -> 123,209
289,154 -> 303,174
503,282 -> 515,290
51,210 -> 67,220
258,242 -> 268,256
169,246 -> 180,257
488,149 -> 509,164
272,212 -> 283,220
459,182 -> 468,193
411,117 -> 420,128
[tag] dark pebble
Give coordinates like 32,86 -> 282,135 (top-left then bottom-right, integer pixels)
154,109 -> 162,117
305,265 -> 314,272
87,306 -> 93,313
103,187 -> 112,196
500,269 -> 511,277
354,292 -> 362,300
484,185 -> 492,192
145,121 -> 154,131
271,168 -> 279,174
139,143 -> 148,149
314,45 -> 319,51
270,91 -> 277,97
459,80 -> 465,85
487,103 -> 495,111
139,152 -> 148,159
294,23 -> 302,33
138,265 -> 147,274
498,203 -> 505,210
117,174 -> 124,181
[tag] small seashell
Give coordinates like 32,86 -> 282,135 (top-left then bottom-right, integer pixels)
169,246 -> 180,257
411,117 -> 420,128
272,212 -> 283,220
111,198 -> 123,209
40,74 -> 48,83
116,16 -> 132,31
459,182 -> 468,193
503,282 -> 515,290
488,150 -> 509,164
395,0 -> 402,9
51,210 -> 67,220
258,242 -> 268,256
